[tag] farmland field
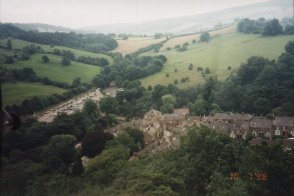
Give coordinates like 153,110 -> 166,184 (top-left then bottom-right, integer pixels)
112,37 -> 165,55
1,54 -> 101,84
161,26 -> 235,51
0,38 -> 113,64
2,82 -> 67,107
140,32 -> 294,88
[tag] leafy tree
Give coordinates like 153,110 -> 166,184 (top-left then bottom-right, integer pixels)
41,55 -> 49,63
99,96 -> 118,114
190,98 -> 209,115
200,32 -> 210,42
284,25 -> 294,34
42,134 -> 77,170
262,19 -> 283,36
81,131 -> 113,157
85,146 -> 129,184
5,56 -> 14,63
61,57 -> 71,66
6,39 -> 12,49
71,77 -> 81,88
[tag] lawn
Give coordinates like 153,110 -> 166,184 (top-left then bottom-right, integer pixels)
2,82 -> 67,107
140,32 -> 294,88
0,38 -> 113,64
1,54 -> 101,84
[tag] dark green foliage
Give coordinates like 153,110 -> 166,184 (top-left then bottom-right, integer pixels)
42,134 -> 77,170
188,63 -> 193,70
262,19 -> 283,36
81,131 -> 113,157
284,25 -> 294,34
237,18 -> 266,34
200,32 -> 210,42
61,56 -> 71,66
0,24 -> 118,52
5,56 -> 14,63
6,39 -> 12,49
99,96 -> 118,114
42,55 -> 49,63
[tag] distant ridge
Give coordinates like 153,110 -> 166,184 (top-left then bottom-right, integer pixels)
10,23 -> 73,33
79,0 -> 292,34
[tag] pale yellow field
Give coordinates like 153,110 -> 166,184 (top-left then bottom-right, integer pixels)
112,37 -> 165,55
161,26 -> 235,51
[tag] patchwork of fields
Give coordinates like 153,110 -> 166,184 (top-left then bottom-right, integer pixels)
2,82 -> 67,107
140,32 -> 294,88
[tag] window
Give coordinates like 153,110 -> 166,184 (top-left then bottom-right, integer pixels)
252,131 -> 257,137
275,130 -> 280,136
258,132 -> 264,137
265,132 -> 271,138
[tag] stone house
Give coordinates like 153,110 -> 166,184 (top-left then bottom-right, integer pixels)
249,117 -> 273,139
161,113 -> 186,129
273,117 -> 294,137
173,108 -> 190,118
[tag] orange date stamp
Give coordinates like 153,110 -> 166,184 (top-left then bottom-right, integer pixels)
229,172 -> 268,181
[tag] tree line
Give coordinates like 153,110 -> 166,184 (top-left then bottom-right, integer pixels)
237,18 -> 294,36
0,24 -> 118,52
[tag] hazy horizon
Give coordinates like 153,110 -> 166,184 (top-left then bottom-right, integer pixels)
0,0 -> 270,28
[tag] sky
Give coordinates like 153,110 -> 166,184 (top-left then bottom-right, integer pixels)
0,0 -> 269,28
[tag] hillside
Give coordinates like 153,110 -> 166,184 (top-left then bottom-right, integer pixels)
0,38 -> 113,64
1,54 -> 101,84
140,31 -> 294,88
2,82 -> 67,107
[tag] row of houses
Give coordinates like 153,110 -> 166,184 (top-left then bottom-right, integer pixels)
132,108 -> 294,145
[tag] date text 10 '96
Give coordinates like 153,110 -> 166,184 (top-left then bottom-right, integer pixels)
229,172 -> 268,181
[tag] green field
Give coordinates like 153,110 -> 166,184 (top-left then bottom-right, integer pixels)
140,32 -> 294,88
0,38 -> 113,64
2,82 -> 67,106
1,54 -> 101,84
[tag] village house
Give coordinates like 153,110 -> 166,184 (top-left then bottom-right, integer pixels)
249,117 -> 273,139
161,113 -> 186,130
173,108 -> 190,118
273,117 -> 294,137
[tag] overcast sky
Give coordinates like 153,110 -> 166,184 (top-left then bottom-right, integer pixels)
0,0 -> 269,28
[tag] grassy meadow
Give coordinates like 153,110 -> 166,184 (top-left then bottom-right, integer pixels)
1,54 -> 101,84
2,82 -> 67,107
0,38 -> 113,64
161,26 -> 235,51
140,32 -> 294,88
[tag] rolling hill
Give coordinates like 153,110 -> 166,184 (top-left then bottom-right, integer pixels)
140,31 -> 294,88
0,38 -> 113,64
1,53 -> 101,84
2,82 -> 67,107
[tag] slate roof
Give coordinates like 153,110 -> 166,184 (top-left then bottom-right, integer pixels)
250,117 -> 272,129
213,113 -> 252,121
162,113 -> 186,121
273,117 -> 294,127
